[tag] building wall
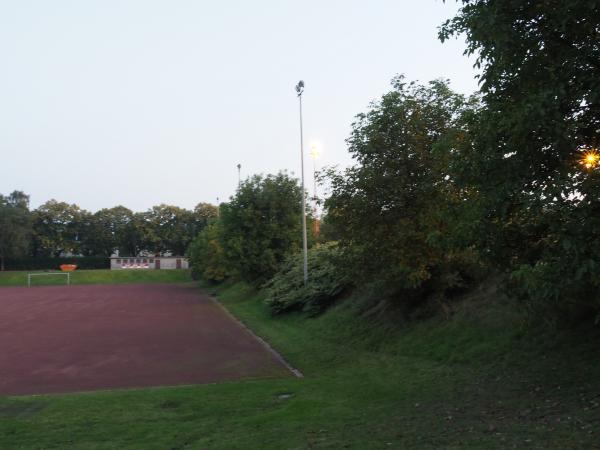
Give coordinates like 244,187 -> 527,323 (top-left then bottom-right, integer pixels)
157,258 -> 189,270
110,257 -> 188,270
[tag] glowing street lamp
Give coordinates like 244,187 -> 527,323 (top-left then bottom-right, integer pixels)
581,149 -> 599,169
309,141 -> 321,160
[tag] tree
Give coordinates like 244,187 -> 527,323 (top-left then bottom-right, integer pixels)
187,221 -> 229,282
440,1 -> 600,321
439,0 -> 599,204
0,191 -> 32,270
324,77 -> 478,293
121,212 -> 154,256
219,172 -> 304,284
145,205 -> 198,256
32,200 -> 87,257
5,191 -> 30,209
80,206 -> 134,256
193,202 -> 218,226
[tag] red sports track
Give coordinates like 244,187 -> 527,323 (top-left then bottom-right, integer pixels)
0,284 -> 292,396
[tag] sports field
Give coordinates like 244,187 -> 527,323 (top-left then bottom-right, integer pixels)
0,282 -> 292,396
0,269 -> 192,287
1,273 -> 598,449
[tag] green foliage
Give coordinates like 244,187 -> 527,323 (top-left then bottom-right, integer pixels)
116,205 -> 213,257
507,206 -> 600,325
187,222 -> 229,283
324,78 -> 479,297
144,204 -> 196,256
130,203 -> 217,257
31,200 -> 87,257
3,256 -> 109,271
194,202 -> 219,224
80,206 -> 134,256
219,172 -> 305,285
440,0 -> 600,322
0,191 -> 32,270
121,211 -> 154,256
264,242 -> 349,315
19,196 -> 219,259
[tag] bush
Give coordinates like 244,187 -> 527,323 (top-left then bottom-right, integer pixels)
264,242 -> 350,316
508,236 -> 600,327
4,256 -> 109,271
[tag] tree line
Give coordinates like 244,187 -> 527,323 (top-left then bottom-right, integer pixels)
0,194 -> 217,270
189,0 -> 600,325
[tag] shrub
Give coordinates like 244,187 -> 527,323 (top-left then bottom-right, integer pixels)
4,256 -> 109,271
264,242 -> 350,316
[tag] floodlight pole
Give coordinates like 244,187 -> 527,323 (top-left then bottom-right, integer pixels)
237,164 -> 241,188
296,80 -> 308,285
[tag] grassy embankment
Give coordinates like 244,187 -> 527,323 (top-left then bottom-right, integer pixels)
0,276 -> 599,449
0,268 -> 191,287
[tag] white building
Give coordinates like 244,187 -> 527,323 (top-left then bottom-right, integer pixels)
110,256 -> 189,270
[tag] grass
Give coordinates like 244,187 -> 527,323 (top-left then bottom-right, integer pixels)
0,269 -> 192,287
0,279 -> 599,449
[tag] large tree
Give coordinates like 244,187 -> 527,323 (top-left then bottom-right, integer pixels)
324,78 -> 478,292
145,205 -> 205,256
440,0 -> 600,319
219,172 -> 304,284
118,204 -> 217,257
193,202 -> 218,226
0,191 -> 32,270
80,206 -> 134,256
32,200 -> 87,257
120,211 -> 155,257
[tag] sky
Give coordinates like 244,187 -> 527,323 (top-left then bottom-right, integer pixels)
0,0 -> 479,212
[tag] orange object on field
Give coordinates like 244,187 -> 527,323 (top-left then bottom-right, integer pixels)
60,264 -> 77,272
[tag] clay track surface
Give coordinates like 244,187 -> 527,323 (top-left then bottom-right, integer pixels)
0,283 -> 291,396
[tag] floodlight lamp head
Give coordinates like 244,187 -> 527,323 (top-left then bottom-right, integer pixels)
295,80 -> 304,96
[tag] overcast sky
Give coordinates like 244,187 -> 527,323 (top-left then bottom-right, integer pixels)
0,0 -> 478,212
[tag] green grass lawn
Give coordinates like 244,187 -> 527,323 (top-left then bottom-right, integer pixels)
0,269 -> 192,287
0,280 -> 598,449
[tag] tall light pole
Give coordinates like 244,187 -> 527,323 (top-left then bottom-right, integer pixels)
237,163 -> 241,188
296,80 -> 308,284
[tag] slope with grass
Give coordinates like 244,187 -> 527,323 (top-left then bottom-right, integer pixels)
0,280 -> 599,449
0,269 -> 191,287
